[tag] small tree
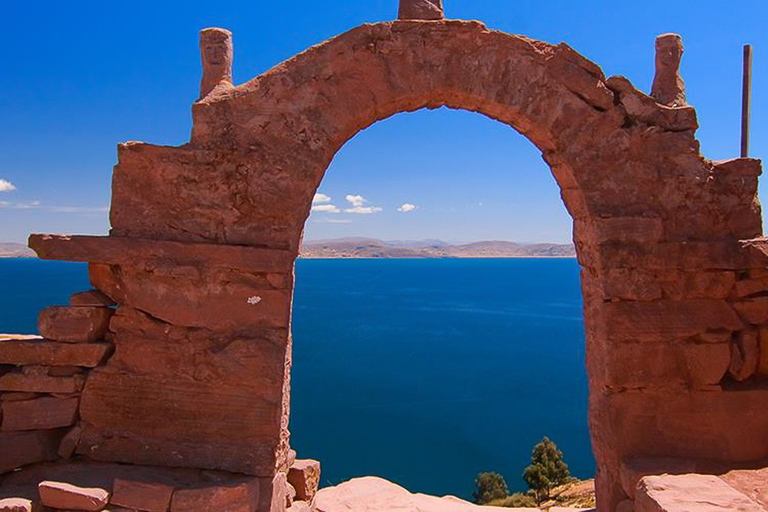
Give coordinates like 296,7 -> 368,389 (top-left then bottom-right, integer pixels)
472,471 -> 509,504
522,437 -> 571,504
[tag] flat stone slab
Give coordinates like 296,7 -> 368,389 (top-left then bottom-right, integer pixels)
38,481 -> 110,511
1,396 -> 79,431
0,337 -> 111,367
29,234 -> 293,273
635,474 -> 764,511
0,371 -> 84,394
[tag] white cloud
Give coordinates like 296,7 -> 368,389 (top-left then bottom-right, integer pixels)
313,193 -> 332,204
311,204 -> 341,213
0,200 -> 39,209
345,194 -> 366,207
0,179 -> 16,192
343,194 -> 382,214
398,203 -> 418,213
0,200 -> 107,214
344,206 -> 383,214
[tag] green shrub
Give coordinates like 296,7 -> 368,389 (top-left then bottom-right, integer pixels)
488,492 -> 537,508
472,471 -> 509,504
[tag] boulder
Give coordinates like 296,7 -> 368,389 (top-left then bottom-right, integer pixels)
635,474 -> 762,511
38,481 -> 110,511
70,290 -> 116,307
0,498 -> 33,512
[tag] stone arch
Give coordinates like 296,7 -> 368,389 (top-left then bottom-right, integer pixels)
26,11 -> 768,512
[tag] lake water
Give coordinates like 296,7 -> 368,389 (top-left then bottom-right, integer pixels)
0,258 -> 593,499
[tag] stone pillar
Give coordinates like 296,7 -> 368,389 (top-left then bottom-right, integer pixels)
398,0 -> 444,20
199,28 -> 233,100
651,33 -> 686,107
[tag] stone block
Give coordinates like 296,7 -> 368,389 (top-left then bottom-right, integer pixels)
286,501 -> 311,512
0,371 -> 84,394
29,234 -> 293,274
604,299 -> 743,343
720,467 -> 768,509
170,480 -> 259,512
1,396 -> 79,431
38,306 -> 113,343
70,290 -> 116,307
0,338 -> 112,367
38,481 -> 110,511
90,263 -> 291,330
0,498 -> 32,512
78,370 -> 283,476
287,460 -> 321,502
635,474 -> 763,511
604,340 -> 729,389
0,430 -> 62,474
259,472 -> 288,512
110,478 -> 174,512
58,424 -> 83,459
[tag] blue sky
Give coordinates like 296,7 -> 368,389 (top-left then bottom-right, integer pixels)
1,1 -> 765,244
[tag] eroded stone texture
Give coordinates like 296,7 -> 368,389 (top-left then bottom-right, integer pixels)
635,474 -> 763,511
651,34 -> 686,107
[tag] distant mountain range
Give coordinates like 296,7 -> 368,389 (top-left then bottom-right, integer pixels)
0,239 -> 576,259
299,238 -> 575,259
0,243 -> 35,258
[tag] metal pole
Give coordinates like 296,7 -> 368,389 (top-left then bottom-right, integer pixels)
741,44 -> 753,158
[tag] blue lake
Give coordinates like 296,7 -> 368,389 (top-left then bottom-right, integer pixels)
0,258 -> 593,499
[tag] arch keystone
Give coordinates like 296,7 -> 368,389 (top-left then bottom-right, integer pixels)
199,27 -> 233,100
398,0 -> 444,20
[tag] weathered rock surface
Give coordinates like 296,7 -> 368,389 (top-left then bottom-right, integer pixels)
38,306 -> 112,343
38,481 -> 110,511
313,477 -> 533,511
170,480 -> 259,512
70,290 -> 115,307
635,474 -> 763,511
287,459 -> 320,502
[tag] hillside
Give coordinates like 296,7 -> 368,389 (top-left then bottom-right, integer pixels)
299,238 -> 575,259
0,243 -> 36,258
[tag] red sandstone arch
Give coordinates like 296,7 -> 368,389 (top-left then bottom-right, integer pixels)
26,16 -> 768,512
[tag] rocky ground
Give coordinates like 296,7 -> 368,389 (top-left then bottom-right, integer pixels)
311,477 -> 594,511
